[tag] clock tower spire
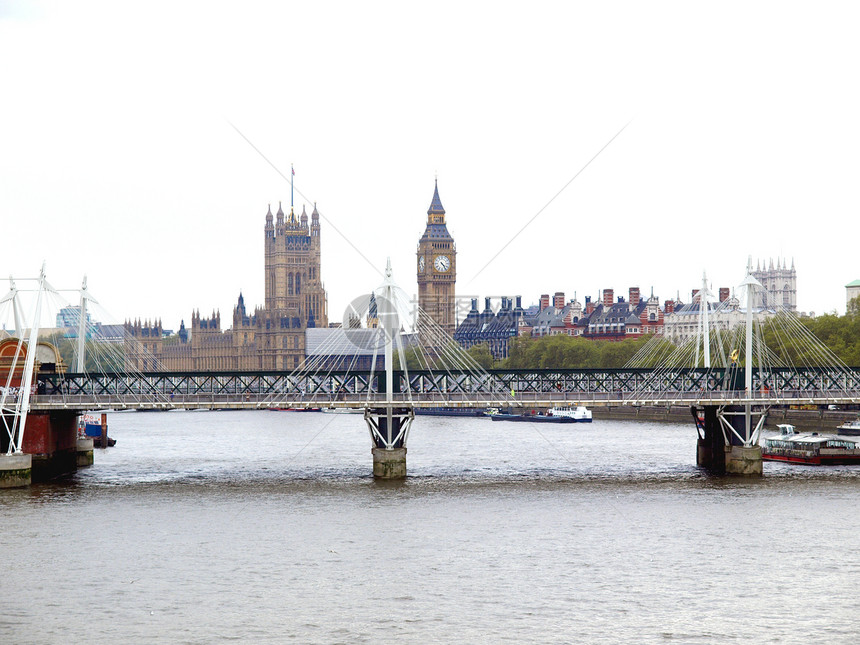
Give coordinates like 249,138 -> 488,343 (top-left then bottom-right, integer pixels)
417,179 -> 457,336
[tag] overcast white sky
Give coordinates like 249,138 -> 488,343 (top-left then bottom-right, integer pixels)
2,1 -> 858,331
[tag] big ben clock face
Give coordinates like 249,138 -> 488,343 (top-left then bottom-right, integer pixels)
434,255 -> 450,273
418,256 -> 425,272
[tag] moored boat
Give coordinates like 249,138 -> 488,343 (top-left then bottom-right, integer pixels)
415,407 -> 487,417
548,406 -> 592,422
490,412 -> 576,424
77,413 -> 116,447
837,417 -> 860,436
762,424 -> 860,465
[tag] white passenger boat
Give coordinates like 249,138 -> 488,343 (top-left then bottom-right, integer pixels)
837,417 -> 860,436
762,424 -> 860,465
548,406 -> 592,422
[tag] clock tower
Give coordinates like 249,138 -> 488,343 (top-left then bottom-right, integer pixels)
417,180 -> 457,336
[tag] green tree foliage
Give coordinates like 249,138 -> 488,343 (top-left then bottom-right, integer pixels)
40,331 -> 125,373
503,334 -> 658,369
801,311 -> 860,366
754,311 -> 860,367
465,343 -> 494,369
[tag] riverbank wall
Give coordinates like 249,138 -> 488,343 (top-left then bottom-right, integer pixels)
592,405 -> 859,432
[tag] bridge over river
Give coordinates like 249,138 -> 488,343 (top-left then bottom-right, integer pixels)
4,262 -> 860,485
25,365 -> 860,411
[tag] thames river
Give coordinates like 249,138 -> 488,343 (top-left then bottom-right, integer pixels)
3,410 -> 860,644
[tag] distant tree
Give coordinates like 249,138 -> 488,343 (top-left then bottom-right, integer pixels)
502,334 -> 655,369
757,311 -> 860,367
465,343 -> 494,369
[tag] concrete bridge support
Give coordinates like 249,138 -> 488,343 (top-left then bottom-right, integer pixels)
1,411 -> 81,485
76,438 -> 94,467
722,405 -> 763,476
0,453 -> 32,488
365,406 -> 413,480
695,405 -> 725,474
694,405 -> 763,476
372,447 -> 407,479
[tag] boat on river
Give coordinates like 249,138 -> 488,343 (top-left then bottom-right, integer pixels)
491,413 -> 574,423
490,406 -> 592,424
77,413 -> 116,447
762,424 -> 860,465
548,406 -> 592,422
837,417 -> 860,436
415,407 -> 488,417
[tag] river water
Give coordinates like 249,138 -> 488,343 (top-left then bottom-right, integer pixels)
2,410 -> 860,644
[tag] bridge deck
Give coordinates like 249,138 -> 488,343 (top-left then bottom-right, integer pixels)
22,390 -> 858,412
8,367 -> 857,412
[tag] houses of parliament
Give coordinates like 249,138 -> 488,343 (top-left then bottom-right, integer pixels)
125,181 -> 457,372
126,201 -> 329,371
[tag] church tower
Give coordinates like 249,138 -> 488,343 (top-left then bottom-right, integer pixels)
751,258 -> 797,312
417,180 -> 457,335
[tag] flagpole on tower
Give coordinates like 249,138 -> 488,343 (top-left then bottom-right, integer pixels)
291,164 -> 295,210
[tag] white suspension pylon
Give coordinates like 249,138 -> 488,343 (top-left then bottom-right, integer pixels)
701,271 -> 711,369
739,257 -> 765,445
75,275 -> 98,373
365,259 -> 414,451
11,264 -> 48,453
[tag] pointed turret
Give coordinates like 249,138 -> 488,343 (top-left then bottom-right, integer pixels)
265,204 -> 275,238
276,202 -> 285,236
427,179 -> 445,218
419,179 -> 453,242
311,202 -> 320,237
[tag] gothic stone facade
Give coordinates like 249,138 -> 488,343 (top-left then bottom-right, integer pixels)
751,258 -> 797,312
125,203 -> 328,372
416,181 -> 457,336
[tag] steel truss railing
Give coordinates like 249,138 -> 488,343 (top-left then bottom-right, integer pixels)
27,366 -> 860,410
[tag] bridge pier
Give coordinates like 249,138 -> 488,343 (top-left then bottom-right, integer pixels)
693,405 -> 763,476
725,445 -> 763,476
365,406 -> 413,479
0,453 -> 32,488
372,447 -> 407,479
1,411 -> 81,484
722,405 -> 763,476
76,437 -> 94,467
695,405 -> 725,474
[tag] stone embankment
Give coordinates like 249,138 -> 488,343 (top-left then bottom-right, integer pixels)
592,405 -> 859,432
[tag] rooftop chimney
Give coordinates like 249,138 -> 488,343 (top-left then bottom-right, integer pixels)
603,289 -> 614,308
